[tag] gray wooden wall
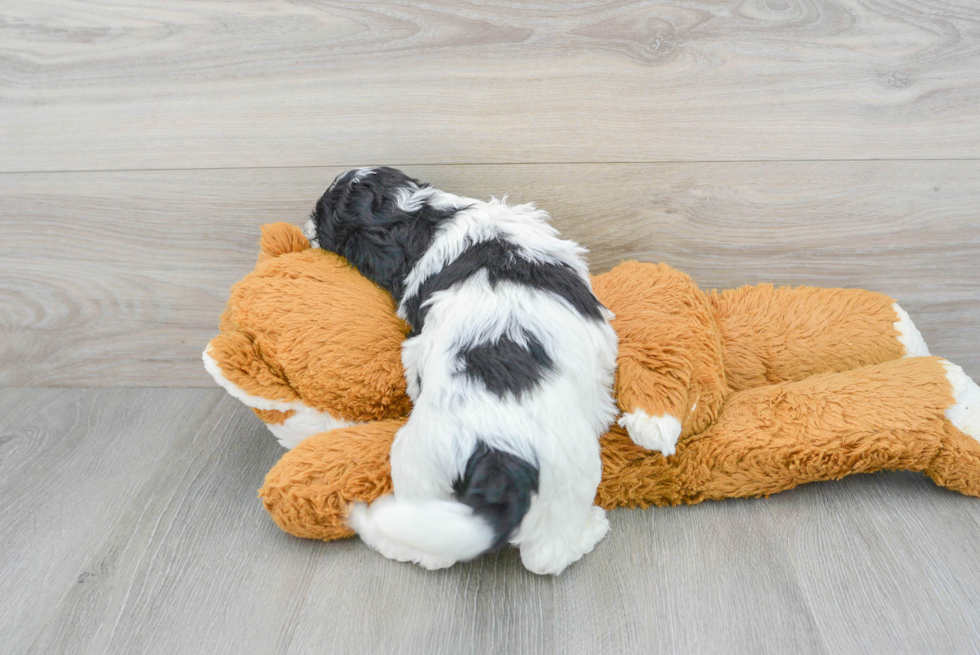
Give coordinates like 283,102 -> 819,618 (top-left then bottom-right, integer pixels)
2,1 -> 978,385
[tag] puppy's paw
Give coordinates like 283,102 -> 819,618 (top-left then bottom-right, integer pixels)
519,506 -> 609,576
580,506 -> 610,552
618,409 -> 682,456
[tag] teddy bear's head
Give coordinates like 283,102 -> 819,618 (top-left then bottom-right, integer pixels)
203,222 -> 413,448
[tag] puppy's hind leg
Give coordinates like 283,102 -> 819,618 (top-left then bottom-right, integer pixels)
515,469 -> 609,576
352,438 -> 543,571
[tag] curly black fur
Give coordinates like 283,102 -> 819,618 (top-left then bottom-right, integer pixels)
460,331 -> 555,399
401,237 -> 606,334
309,167 -> 456,300
452,442 -> 540,552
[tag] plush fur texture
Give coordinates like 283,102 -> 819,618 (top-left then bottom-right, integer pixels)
303,169 -> 619,574
262,354 -> 980,533
204,223 -> 980,558
304,167 -> 460,301
205,223 -> 411,425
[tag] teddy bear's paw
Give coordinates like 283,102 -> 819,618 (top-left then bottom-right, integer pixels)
944,361 -> 980,442
519,507 -> 609,576
618,409 -> 682,456
893,302 -> 931,357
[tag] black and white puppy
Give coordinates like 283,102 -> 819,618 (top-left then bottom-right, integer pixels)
305,167 -> 618,575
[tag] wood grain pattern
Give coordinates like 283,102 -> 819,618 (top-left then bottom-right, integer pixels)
23,394 -> 299,655
2,0 -> 979,171
0,388 -> 226,652
767,472 -> 980,652
2,162 -> 978,386
4,389 -> 980,653
552,500 -> 827,655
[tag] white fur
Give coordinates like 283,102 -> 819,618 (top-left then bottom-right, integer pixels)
398,197 -> 596,322
302,218 -> 319,248
349,167 -> 374,184
266,404 -> 357,450
520,505 -> 609,575
893,302 -> 930,357
618,410 -> 682,456
944,360 -> 980,442
202,347 -> 355,449
393,185 -> 461,213
349,497 -> 495,570
352,199 -> 619,575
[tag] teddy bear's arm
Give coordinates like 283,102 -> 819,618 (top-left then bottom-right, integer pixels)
260,419 -> 402,541
612,303 -> 729,457
592,262 -> 728,458
613,339 -> 703,456
596,356 -> 980,509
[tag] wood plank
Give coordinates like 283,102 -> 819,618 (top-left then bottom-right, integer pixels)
0,387 -> 224,652
1,388 -> 817,655
5,389 -> 980,653
281,505 -> 822,655
551,502 -> 826,655
2,0 -> 979,171
281,544 -> 557,655
766,472 -> 980,652
23,393 -> 309,655
2,162 -> 978,386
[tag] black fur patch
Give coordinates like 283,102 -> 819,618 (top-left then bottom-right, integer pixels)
461,332 -> 554,399
309,167 -> 457,300
402,237 -> 606,333
452,442 -> 539,552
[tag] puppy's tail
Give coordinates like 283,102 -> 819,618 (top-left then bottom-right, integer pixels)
349,443 -> 539,568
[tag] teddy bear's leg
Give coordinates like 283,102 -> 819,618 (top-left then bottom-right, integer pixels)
666,357 -> 980,504
892,303 -> 931,358
708,285 -> 926,392
259,420 -> 401,542
924,361 -> 980,496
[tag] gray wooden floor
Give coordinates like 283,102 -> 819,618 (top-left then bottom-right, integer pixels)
4,388 -> 980,654
3,0 -> 980,653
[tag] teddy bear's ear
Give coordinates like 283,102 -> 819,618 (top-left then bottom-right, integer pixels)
258,222 -> 310,262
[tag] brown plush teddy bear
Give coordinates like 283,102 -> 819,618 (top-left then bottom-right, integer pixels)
204,222 -> 980,543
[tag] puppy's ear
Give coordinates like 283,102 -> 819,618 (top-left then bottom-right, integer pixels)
309,167 -> 453,299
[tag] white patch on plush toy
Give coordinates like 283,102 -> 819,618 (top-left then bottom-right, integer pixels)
202,348 -> 355,449
618,410 -> 683,456
266,405 -> 357,450
893,303 -> 930,357
203,348 -> 295,412
944,360 -> 980,442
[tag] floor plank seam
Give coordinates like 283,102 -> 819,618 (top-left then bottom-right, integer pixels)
3,156 -> 980,176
